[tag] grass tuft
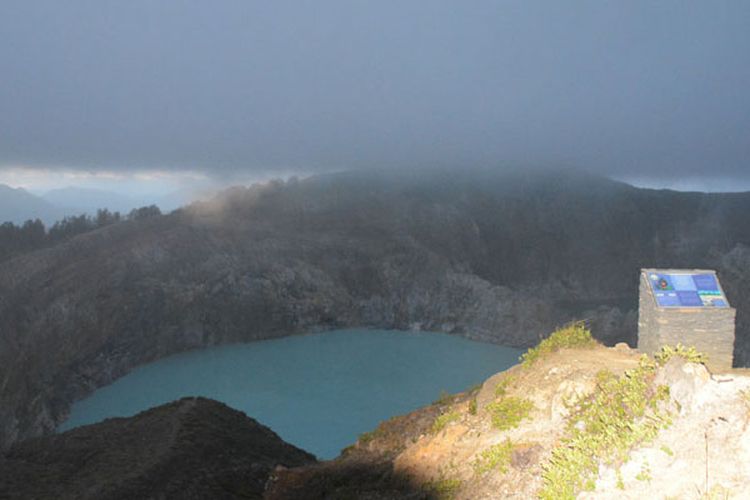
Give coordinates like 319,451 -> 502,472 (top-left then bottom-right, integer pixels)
424,477 -> 462,499
494,375 -> 516,397
486,396 -> 534,431
474,438 -> 514,474
357,424 -> 387,445
432,410 -> 461,434
654,343 -> 708,366
635,462 -> 652,482
521,322 -> 597,367
433,390 -> 455,406
468,398 -> 477,415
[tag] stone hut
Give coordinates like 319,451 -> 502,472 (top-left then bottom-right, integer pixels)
638,268 -> 736,371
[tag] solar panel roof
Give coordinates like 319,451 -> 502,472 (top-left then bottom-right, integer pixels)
645,270 -> 729,308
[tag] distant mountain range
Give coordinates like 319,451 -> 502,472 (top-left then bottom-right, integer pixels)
40,187 -> 140,216
0,184 -> 61,225
0,184 -> 210,225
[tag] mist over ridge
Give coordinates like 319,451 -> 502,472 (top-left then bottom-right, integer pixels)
1,167 -> 750,452
2,1 -> 749,188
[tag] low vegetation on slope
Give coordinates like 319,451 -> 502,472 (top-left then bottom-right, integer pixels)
269,324 -> 750,499
520,321 -> 597,367
540,355 -> 672,499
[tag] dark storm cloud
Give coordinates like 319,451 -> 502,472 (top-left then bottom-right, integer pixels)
1,0 -> 749,181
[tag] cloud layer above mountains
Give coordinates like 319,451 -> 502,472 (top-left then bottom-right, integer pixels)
1,1 -> 749,186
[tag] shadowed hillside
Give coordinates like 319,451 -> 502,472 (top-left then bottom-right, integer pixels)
0,397 -> 315,500
1,168 -> 749,450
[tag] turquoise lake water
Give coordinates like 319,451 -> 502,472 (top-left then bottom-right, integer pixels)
59,329 -> 522,459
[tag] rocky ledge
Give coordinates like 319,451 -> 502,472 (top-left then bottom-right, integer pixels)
267,334 -> 750,499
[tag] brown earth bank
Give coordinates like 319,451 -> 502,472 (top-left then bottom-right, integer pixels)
1,168 -> 750,450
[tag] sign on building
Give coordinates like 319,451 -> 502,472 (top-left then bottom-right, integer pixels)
638,268 -> 736,371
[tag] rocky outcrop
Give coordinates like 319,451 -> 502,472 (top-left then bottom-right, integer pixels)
0,397 -> 315,500
1,169 -> 749,450
268,344 -> 750,499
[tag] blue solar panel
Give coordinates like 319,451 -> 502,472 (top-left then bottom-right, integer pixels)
654,292 -> 680,307
676,291 -> 703,307
647,272 -> 728,308
693,274 -> 719,291
670,274 -> 697,291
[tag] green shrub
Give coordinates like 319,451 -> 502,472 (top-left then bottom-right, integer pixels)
660,445 -> 674,456
702,485 -> 733,500
434,390 -> 455,406
494,375 -> 516,397
539,356 -> 672,499
358,424 -> 387,444
486,396 -> 534,431
468,398 -> 478,415
358,430 -> 376,444
635,462 -> 652,482
424,477 -> 462,499
521,322 -> 597,367
654,343 -> 708,366
432,410 -> 461,434
474,438 -> 514,474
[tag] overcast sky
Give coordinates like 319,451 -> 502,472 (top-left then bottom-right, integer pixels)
1,1 -> 749,192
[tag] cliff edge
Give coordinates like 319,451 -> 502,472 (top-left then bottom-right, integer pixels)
268,325 -> 750,499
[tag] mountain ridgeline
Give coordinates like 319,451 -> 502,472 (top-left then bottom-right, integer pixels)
0,205 -> 162,262
1,169 -> 750,450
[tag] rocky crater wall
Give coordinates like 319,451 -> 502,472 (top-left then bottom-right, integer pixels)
1,170 -> 749,451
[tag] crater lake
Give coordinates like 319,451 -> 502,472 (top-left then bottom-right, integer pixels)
59,329 -> 522,458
